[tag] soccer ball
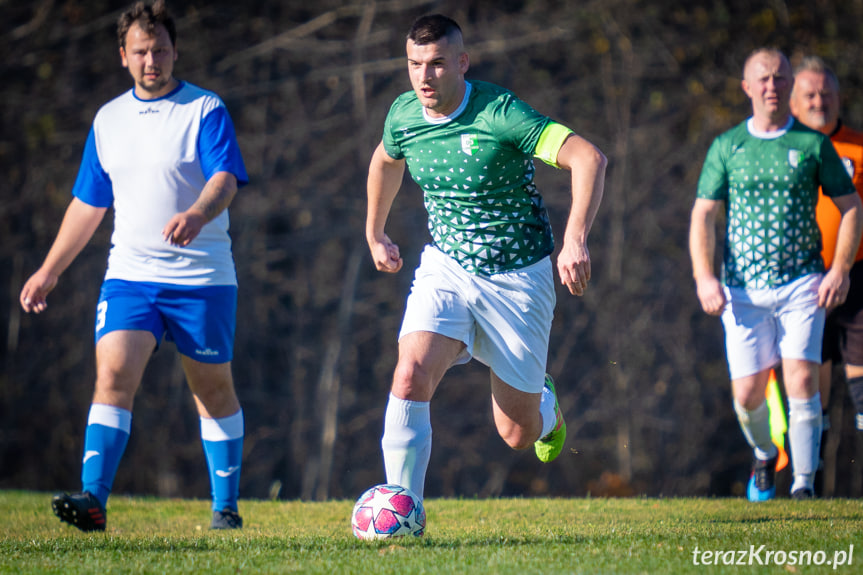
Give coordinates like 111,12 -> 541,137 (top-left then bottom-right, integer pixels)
351,484 -> 426,540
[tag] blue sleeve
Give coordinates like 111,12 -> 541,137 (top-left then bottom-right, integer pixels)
71,127 -> 113,207
198,106 -> 249,187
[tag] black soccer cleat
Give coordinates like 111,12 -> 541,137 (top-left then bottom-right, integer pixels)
746,455 -> 777,502
52,491 -> 107,532
210,508 -> 243,530
791,487 -> 815,500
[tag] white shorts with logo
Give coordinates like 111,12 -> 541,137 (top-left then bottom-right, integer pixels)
721,273 -> 825,380
399,245 -> 556,393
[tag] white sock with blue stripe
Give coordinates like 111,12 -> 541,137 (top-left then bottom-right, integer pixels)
81,404 -> 132,507
201,409 -> 244,512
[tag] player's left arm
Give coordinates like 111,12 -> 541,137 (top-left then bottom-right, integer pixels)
163,171 -> 238,247
552,131 -> 607,296
820,191 -> 863,308
164,102 -> 246,247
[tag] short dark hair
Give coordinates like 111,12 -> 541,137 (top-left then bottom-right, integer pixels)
117,0 -> 176,49
407,14 -> 462,46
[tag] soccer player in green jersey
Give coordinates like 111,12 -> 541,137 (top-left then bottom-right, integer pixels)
689,48 -> 863,500
365,14 -> 606,499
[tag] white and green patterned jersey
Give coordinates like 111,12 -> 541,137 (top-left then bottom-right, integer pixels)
383,81 -> 570,275
697,117 -> 856,288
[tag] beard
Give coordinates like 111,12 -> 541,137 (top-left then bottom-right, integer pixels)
137,69 -> 173,95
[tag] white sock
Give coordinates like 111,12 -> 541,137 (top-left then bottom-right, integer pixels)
733,400 -> 777,460
789,394 -> 822,491
539,385 -> 558,439
381,393 -> 431,500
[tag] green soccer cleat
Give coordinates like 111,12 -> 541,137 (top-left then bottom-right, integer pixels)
535,374 -> 566,463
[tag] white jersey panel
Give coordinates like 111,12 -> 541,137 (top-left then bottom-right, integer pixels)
92,83 -> 237,286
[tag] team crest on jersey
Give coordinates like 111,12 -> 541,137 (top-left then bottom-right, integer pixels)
461,134 -> 479,156
842,157 -> 855,179
788,149 -> 802,168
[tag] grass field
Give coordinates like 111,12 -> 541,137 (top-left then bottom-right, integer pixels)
1,491 -> 860,574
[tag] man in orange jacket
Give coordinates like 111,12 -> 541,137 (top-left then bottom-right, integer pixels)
791,56 -> 863,439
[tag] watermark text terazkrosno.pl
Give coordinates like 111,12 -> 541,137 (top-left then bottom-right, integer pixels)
692,544 -> 854,569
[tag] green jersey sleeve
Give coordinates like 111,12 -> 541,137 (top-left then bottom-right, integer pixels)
489,90 -> 551,155
819,135 -> 857,198
382,95 -> 409,161
696,136 -> 729,201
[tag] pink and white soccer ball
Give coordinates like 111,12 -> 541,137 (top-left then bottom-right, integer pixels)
351,484 -> 426,540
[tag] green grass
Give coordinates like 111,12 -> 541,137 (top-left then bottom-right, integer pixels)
1,491 -> 861,574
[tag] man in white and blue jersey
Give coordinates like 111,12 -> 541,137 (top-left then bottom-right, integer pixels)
366,15 -> 606,501
19,0 -> 248,531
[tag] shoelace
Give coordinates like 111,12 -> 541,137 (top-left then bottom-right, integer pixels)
753,461 -> 774,490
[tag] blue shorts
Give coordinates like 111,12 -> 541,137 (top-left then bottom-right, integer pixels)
95,279 -> 237,364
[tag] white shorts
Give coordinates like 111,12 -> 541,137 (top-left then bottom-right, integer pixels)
399,245 -> 555,393
721,273 -> 825,380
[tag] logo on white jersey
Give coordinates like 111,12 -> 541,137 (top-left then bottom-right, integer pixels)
139,107 -> 160,116
83,450 -> 100,464
215,466 -> 240,478
461,134 -> 479,156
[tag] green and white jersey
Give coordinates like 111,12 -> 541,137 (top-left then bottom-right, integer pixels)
383,81 -> 567,275
697,117 -> 856,288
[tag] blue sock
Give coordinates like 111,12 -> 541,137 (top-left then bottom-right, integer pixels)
81,404 -> 132,507
200,410 -> 244,512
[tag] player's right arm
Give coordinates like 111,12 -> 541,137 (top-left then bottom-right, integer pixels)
689,197 -> 726,316
20,198 -> 107,313
366,141 -> 406,273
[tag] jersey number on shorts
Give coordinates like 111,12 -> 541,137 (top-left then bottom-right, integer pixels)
96,301 -> 108,331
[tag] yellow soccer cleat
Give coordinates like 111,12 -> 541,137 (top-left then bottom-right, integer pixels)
535,374 -> 566,463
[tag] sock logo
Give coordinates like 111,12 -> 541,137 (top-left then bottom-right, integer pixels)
83,450 -> 100,464
215,466 -> 240,478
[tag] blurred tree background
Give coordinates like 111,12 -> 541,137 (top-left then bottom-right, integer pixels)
2,0 -> 862,502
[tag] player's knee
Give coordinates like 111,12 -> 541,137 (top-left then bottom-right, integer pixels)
733,390 -> 765,412
193,383 -> 239,414
95,367 -> 137,393
93,372 -> 138,409
391,361 -> 435,400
